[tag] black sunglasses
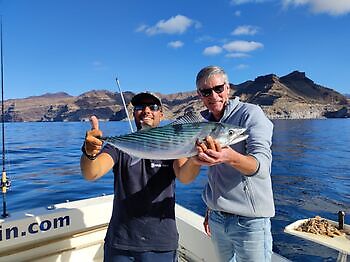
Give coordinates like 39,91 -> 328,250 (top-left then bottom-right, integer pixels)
198,83 -> 226,97
134,104 -> 161,112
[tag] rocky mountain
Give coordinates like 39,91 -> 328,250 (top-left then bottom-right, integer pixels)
233,71 -> 349,119
3,71 -> 349,122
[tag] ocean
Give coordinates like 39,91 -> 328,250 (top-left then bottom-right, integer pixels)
1,119 -> 350,261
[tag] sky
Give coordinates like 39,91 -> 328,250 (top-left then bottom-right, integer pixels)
1,0 -> 350,99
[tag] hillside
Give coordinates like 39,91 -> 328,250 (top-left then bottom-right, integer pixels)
3,71 -> 349,122
234,71 -> 348,119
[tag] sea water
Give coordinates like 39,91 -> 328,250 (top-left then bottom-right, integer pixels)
1,119 -> 350,261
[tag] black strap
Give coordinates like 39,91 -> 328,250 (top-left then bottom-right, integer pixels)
81,143 -> 98,160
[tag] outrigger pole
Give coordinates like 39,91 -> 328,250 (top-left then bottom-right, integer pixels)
1,16 -> 10,218
115,77 -> 134,133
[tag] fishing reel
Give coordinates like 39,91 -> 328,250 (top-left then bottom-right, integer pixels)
1,178 -> 11,188
1,174 -> 11,192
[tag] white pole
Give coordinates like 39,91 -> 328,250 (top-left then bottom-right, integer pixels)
115,77 -> 134,133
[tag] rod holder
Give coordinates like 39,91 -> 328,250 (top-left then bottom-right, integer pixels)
338,211 -> 345,230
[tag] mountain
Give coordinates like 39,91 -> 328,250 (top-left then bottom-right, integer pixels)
3,71 -> 349,122
233,71 -> 348,119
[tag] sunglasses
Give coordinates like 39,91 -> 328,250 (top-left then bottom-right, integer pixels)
134,104 -> 161,112
198,83 -> 226,97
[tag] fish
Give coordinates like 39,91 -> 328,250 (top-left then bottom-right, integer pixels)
100,112 -> 248,160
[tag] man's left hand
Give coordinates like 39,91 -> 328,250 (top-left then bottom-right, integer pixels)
194,136 -> 232,166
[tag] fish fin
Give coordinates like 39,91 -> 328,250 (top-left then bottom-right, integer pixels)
230,134 -> 249,145
130,156 -> 142,166
170,110 -> 205,125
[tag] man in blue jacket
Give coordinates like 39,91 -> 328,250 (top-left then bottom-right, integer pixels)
178,65 -> 274,262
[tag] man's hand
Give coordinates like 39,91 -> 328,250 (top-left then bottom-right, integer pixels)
194,136 -> 231,166
197,136 -> 222,153
195,135 -> 259,175
84,116 -> 103,157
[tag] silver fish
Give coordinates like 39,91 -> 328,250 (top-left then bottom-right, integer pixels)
100,116 -> 248,160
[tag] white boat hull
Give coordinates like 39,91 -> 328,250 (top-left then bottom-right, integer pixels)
0,195 -> 289,262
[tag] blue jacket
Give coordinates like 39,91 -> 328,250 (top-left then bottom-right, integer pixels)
202,97 -> 275,217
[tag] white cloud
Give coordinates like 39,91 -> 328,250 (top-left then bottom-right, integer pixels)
231,0 -> 268,5
223,40 -> 263,52
135,24 -> 148,33
283,0 -> 350,15
92,61 -> 102,67
226,52 -> 250,58
234,10 -> 242,16
168,41 -> 184,49
232,25 -> 259,35
137,15 -> 199,35
203,46 -> 223,56
231,0 -> 350,16
91,61 -> 107,70
231,0 -> 254,4
195,35 -> 215,43
235,64 -> 249,70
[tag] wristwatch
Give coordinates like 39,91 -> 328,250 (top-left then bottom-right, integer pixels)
81,143 -> 98,160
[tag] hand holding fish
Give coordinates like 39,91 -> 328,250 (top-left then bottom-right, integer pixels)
197,135 -> 222,153
84,116 -> 103,157
196,135 -> 260,175
195,136 -> 232,166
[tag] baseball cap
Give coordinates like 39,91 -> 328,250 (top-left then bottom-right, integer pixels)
131,92 -> 162,107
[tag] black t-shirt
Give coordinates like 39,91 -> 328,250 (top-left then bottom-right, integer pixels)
102,144 -> 178,252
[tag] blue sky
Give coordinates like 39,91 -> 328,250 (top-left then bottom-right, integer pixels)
1,0 -> 350,99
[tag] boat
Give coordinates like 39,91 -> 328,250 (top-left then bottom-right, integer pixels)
1,192 -> 349,261
0,194 -> 292,262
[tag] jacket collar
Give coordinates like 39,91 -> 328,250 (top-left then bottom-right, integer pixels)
200,96 -> 240,122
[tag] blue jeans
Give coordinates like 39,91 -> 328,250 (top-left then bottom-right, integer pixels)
208,210 -> 272,262
103,244 -> 177,262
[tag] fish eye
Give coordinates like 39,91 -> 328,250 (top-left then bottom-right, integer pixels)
228,130 -> 235,136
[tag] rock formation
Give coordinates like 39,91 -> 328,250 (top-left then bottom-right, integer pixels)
3,71 -> 349,122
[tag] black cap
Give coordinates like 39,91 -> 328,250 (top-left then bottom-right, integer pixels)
131,92 -> 162,106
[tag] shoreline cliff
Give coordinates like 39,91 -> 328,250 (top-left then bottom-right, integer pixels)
4,71 -> 349,122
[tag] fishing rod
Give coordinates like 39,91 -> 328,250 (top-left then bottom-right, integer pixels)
115,77 -> 134,133
1,16 -> 10,218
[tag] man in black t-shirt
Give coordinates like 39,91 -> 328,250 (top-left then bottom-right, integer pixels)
80,92 -> 199,262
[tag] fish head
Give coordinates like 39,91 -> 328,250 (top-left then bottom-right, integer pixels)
211,123 -> 247,146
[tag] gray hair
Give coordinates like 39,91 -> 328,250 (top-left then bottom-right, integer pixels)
196,65 -> 229,89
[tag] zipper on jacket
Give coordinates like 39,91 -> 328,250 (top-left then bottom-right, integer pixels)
242,177 -> 256,214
